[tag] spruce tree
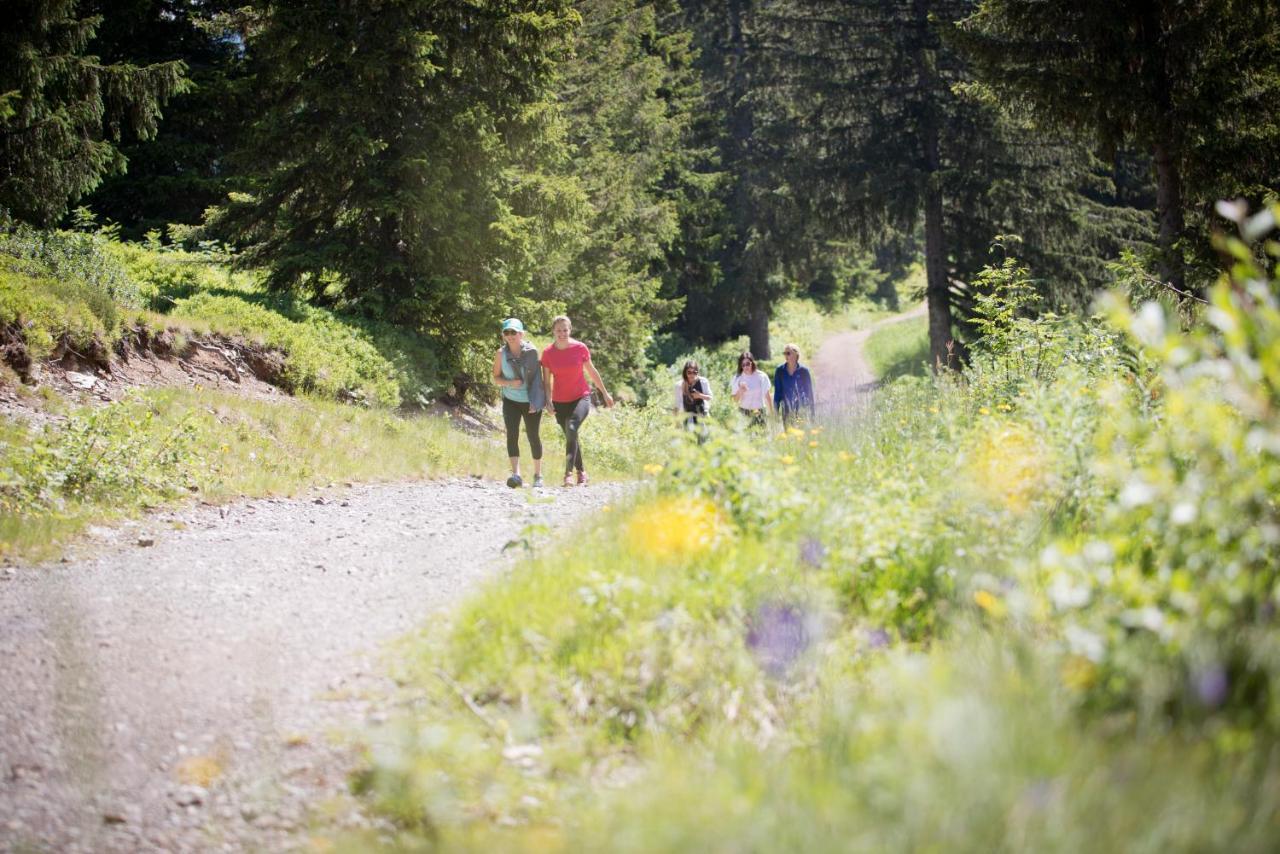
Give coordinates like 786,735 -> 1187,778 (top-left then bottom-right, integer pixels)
213,0 -> 577,387
79,0 -> 252,237
756,0 -> 1144,366
951,0 -> 1280,293
542,0 -> 709,379
0,0 -> 187,226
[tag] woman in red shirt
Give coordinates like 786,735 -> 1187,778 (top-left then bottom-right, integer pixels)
541,314 -> 614,487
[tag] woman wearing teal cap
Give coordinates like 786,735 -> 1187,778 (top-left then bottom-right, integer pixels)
492,318 -> 546,487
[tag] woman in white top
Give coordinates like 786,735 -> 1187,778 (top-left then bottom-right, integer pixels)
731,350 -> 773,428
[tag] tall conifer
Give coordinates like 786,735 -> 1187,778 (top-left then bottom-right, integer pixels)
0,0 -> 187,226
952,0 -> 1280,292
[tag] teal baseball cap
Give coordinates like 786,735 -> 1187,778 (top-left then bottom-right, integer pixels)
501,317 -> 524,333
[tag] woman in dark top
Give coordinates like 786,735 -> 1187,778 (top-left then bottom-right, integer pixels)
773,342 -> 816,428
673,360 -> 712,428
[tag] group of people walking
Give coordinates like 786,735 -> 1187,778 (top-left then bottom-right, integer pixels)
494,313 -> 815,488
675,346 -> 816,430
493,314 -> 613,489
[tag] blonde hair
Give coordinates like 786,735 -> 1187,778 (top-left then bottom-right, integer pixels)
783,342 -> 801,357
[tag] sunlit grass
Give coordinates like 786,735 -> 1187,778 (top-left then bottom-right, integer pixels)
0,388 -> 502,561
864,315 -> 929,381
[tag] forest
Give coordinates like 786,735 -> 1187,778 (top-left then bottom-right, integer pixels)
3,0 -> 1280,850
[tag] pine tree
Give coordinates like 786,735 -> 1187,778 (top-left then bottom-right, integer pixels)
951,0 -> 1280,293
540,0 -> 710,380
79,0 -> 252,237
213,0 -> 578,388
0,0 -> 187,226
755,0 -> 1144,366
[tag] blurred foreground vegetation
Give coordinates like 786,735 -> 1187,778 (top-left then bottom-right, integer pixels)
349,209 -> 1280,851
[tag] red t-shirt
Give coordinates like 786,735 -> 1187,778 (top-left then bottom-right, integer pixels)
542,341 -> 591,403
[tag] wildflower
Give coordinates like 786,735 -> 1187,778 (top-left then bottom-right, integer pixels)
625,496 -> 729,561
787,427 -> 806,437
642,463 -> 664,476
1193,665 -> 1229,708
799,536 -> 827,568
601,505 -> 612,513
973,589 -> 1007,618
838,451 -> 853,462
780,454 -> 796,465
746,602 -> 811,677
809,427 -> 824,435
978,406 -> 990,415
808,440 -> 819,448
1060,655 -> 1097,691
929,406 -> 939,414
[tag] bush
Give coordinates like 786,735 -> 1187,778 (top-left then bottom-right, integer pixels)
0,264 -> 118,359
167,293 -> 403,406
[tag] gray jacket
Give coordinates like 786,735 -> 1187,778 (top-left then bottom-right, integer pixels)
500,342 -> 547,411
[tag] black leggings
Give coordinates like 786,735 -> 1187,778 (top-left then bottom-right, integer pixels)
552,396 -> 591,474
502,397 -> 543,460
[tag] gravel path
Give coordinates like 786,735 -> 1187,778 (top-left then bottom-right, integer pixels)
810,303 -> 927,416
0,478 -> 628,852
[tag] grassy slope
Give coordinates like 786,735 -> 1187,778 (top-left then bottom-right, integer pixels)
864,315 -> 930,381
348,265 -> 1280,850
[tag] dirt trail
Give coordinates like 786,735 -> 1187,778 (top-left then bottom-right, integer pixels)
0,478 -> 627,852
810,303 -> 928,415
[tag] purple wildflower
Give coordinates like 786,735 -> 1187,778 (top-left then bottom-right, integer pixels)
799,536 -> 827,568
1194,665 -> 1229,708
746,602 -> 810,677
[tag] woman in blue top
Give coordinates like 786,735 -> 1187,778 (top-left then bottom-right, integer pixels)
492,318 -> 546,487
773,342 -> 816,428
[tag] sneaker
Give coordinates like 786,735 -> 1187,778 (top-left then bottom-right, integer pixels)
576,471 -> 588,486
532,474 -> 544,488
563,474 -> 575,488
506,473 -> 523,489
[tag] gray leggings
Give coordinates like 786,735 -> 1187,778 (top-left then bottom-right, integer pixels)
552,396 -> 591,474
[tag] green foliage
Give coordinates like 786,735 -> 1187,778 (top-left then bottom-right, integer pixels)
167,293 -> 401,407
0,393 -> 197,515
0,264 -> 117,359
952,0 -> 1280,290
0,0 -> 188,225
213,0 -> 579,386
0,387 -> 501,560
1028,203 -> 1280,730
355,221 -> 1280,848
79,0 -> 253,238
1,223 -> 140,309
864,317 -> 930,381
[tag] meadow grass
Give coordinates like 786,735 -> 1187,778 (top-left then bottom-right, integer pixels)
0,389 -> 498,561
864,314 -> 930,381
348,239 -> 1280,851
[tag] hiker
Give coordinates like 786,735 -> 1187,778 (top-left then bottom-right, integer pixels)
492,317 -> 546,488
773,342 -> 816,428
731,350 -> 773,428
674,360 -> 712,428
541,315 -> 614,487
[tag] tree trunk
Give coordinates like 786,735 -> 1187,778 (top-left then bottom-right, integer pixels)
1152,140 -> 1186,293
912,0 -> 954,371
923,180 -> 954,371
748,300 -> 770,360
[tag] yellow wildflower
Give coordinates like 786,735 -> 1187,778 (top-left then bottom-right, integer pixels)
780,455 -> 796,465
972,589 -> 1007,618
1060,655 -> 1098,691
642,463 -> 664,476
978,406 -> 990,415
625,496 -> 729,561
808,440 -> 819,448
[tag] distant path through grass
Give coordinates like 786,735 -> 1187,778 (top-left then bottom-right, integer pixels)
810,302 -> 928,415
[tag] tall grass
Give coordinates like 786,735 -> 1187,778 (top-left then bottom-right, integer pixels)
348,212 -> 1280,851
